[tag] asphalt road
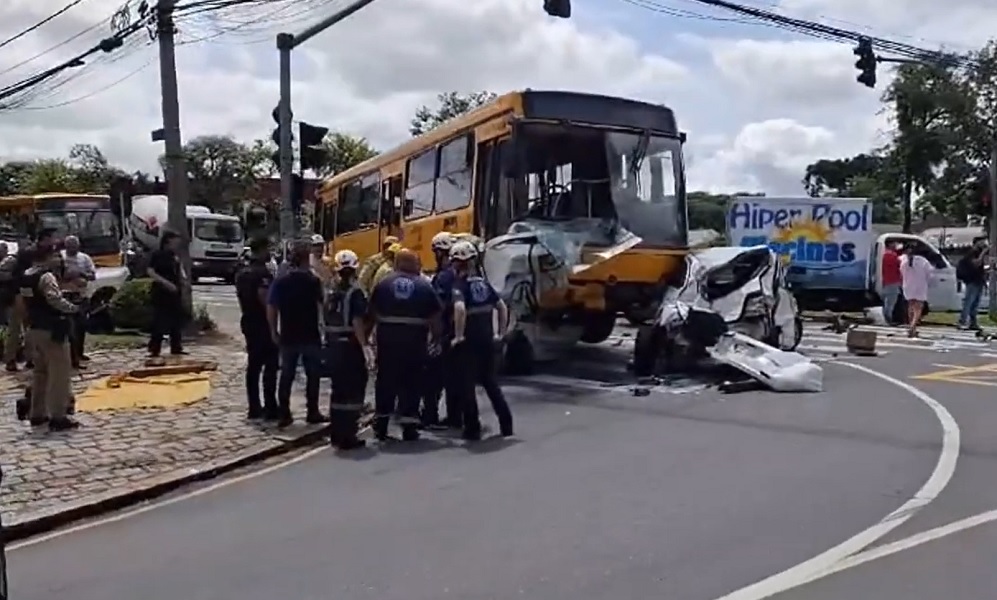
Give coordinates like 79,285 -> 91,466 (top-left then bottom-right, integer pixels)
12,331 -> 997,600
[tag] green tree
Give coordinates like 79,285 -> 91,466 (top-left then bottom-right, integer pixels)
317,132 -> 378,177
163,135 -> 270,211
410,91 -> 497,136
802,153 -> 901,223
0,161 -> 33,195
68,143 -> 125,192
881,62 -> 964,231
17,159 -> 84,194
687,191 -> 730,232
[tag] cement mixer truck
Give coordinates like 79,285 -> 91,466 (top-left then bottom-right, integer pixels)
127,195 -> 244,283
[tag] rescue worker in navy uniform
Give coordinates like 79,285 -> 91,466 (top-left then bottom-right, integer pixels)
369,248 -> 442,442
22,229 -> 80,431
450,240 -> 513,440
324,249 -> 375,450
421,231 -> 461,429
235,237 -> 279,420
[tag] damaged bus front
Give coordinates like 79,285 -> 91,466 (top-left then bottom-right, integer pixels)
484,94 -> 689,372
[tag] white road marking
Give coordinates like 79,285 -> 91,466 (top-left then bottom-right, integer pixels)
9,444 -> 331,551
712,362 -> 961,600
816,509 -> 997,578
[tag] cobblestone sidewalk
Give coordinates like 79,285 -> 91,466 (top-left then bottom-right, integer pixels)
0,341 -> 331,531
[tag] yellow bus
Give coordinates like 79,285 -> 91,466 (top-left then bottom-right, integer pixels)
0,193 -> 124,267
315,89 -> 688,344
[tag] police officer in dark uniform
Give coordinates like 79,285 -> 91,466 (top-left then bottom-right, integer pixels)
369,247 -> 442,442
422,231 -> 460,430
236,237 -> 279,420
449,240 -> 513,440
324,249 -> 374,450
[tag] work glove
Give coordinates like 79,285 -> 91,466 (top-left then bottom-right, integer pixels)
363,345 -> 376,371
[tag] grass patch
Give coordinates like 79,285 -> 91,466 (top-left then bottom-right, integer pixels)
86,332 -> 147,350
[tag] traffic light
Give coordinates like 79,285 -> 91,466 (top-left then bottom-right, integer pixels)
299,121 -> 329,172
544,0 -> 570,17
854,37 -> 876,88
270,104 -> 293,168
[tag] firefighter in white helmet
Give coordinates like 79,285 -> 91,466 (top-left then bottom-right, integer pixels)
421,231 -> 462,429
449,240 -> 513,440
323,249 -> 373,450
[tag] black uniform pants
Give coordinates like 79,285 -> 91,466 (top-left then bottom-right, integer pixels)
242,320 -> 278,414
148,298 -> 184,356
373,334 -> 425,436
330,341 -> 368,445
421,343 -> 461,425
455,340 -> 513,436
66,295 -> 88,366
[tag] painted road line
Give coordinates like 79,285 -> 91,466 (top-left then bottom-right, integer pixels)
914,362 -> 997,387
711,362 -> 961,600
815,509 -> 997,578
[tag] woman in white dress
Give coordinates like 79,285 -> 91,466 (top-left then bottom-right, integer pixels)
899,245 -> 932,337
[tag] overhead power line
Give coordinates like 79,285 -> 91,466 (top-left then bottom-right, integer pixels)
0,19 -> 149,109
0,0 -> 94,52
628,0 -> 976,69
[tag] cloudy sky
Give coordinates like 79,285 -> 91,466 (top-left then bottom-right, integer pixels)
0,0 -> 994,195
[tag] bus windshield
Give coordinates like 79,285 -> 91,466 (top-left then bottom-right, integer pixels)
516,123 -> 687,248
37,209 -> 120,255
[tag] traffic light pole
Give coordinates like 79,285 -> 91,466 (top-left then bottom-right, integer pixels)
276,0 -> 381,245
988,136 -> 997,322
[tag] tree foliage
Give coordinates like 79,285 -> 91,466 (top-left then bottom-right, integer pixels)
803,40 -> 997,229
410,91 -> 498,136
317,132 -> 378,177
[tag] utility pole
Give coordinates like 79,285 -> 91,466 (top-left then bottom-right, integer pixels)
156,0 -> 193,312
277,0 -> 380,245
988,138 -> 997,322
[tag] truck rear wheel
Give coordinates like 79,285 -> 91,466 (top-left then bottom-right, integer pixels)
580,312 -> 617,344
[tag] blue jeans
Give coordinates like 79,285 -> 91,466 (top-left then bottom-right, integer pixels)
277,343 -> 321,416
882,283 -> 900,325
960,282 -> 984,327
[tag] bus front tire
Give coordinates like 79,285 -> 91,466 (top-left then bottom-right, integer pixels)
580,312 -> 617,344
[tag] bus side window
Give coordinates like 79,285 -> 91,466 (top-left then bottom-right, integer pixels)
381,176 -> 403,228
404,148 -> 436,220
359,173 -> 380,230
336,180 -> 364,235
435,135 -> 473,213
320,195 -> 337,239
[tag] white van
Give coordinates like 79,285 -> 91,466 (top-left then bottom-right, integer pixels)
870,232 -> 961,312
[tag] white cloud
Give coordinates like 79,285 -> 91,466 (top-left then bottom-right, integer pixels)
2,0 -> 997,197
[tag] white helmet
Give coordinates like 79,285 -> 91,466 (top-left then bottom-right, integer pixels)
431,231 -> 454,252
333,249 -> 359,270
449,240 -> 478,262
310,233 -> 325,246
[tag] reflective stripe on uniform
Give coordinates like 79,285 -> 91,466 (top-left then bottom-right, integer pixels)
465,304 -> 494,315
379,315 -> 429,325
330,403 -> 365,411
374,412 -> 393,418
325,325 -> 352,333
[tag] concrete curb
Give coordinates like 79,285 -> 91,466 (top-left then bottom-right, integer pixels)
3,422 -> 334,543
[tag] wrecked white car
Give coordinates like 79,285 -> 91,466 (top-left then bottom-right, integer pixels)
632,245 -> 803,376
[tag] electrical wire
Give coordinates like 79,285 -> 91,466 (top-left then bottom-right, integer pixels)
625,0 -> 977,68
0,18 -> 150,110
18,56 -> 155,110
0,0 -> 94,52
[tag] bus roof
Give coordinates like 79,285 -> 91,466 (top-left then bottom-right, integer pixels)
318,89 -> 679,196
0,193 -> 110,204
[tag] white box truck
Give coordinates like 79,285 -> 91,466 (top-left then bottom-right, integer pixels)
726,197 -> 960,313
128,195 -> 244,283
